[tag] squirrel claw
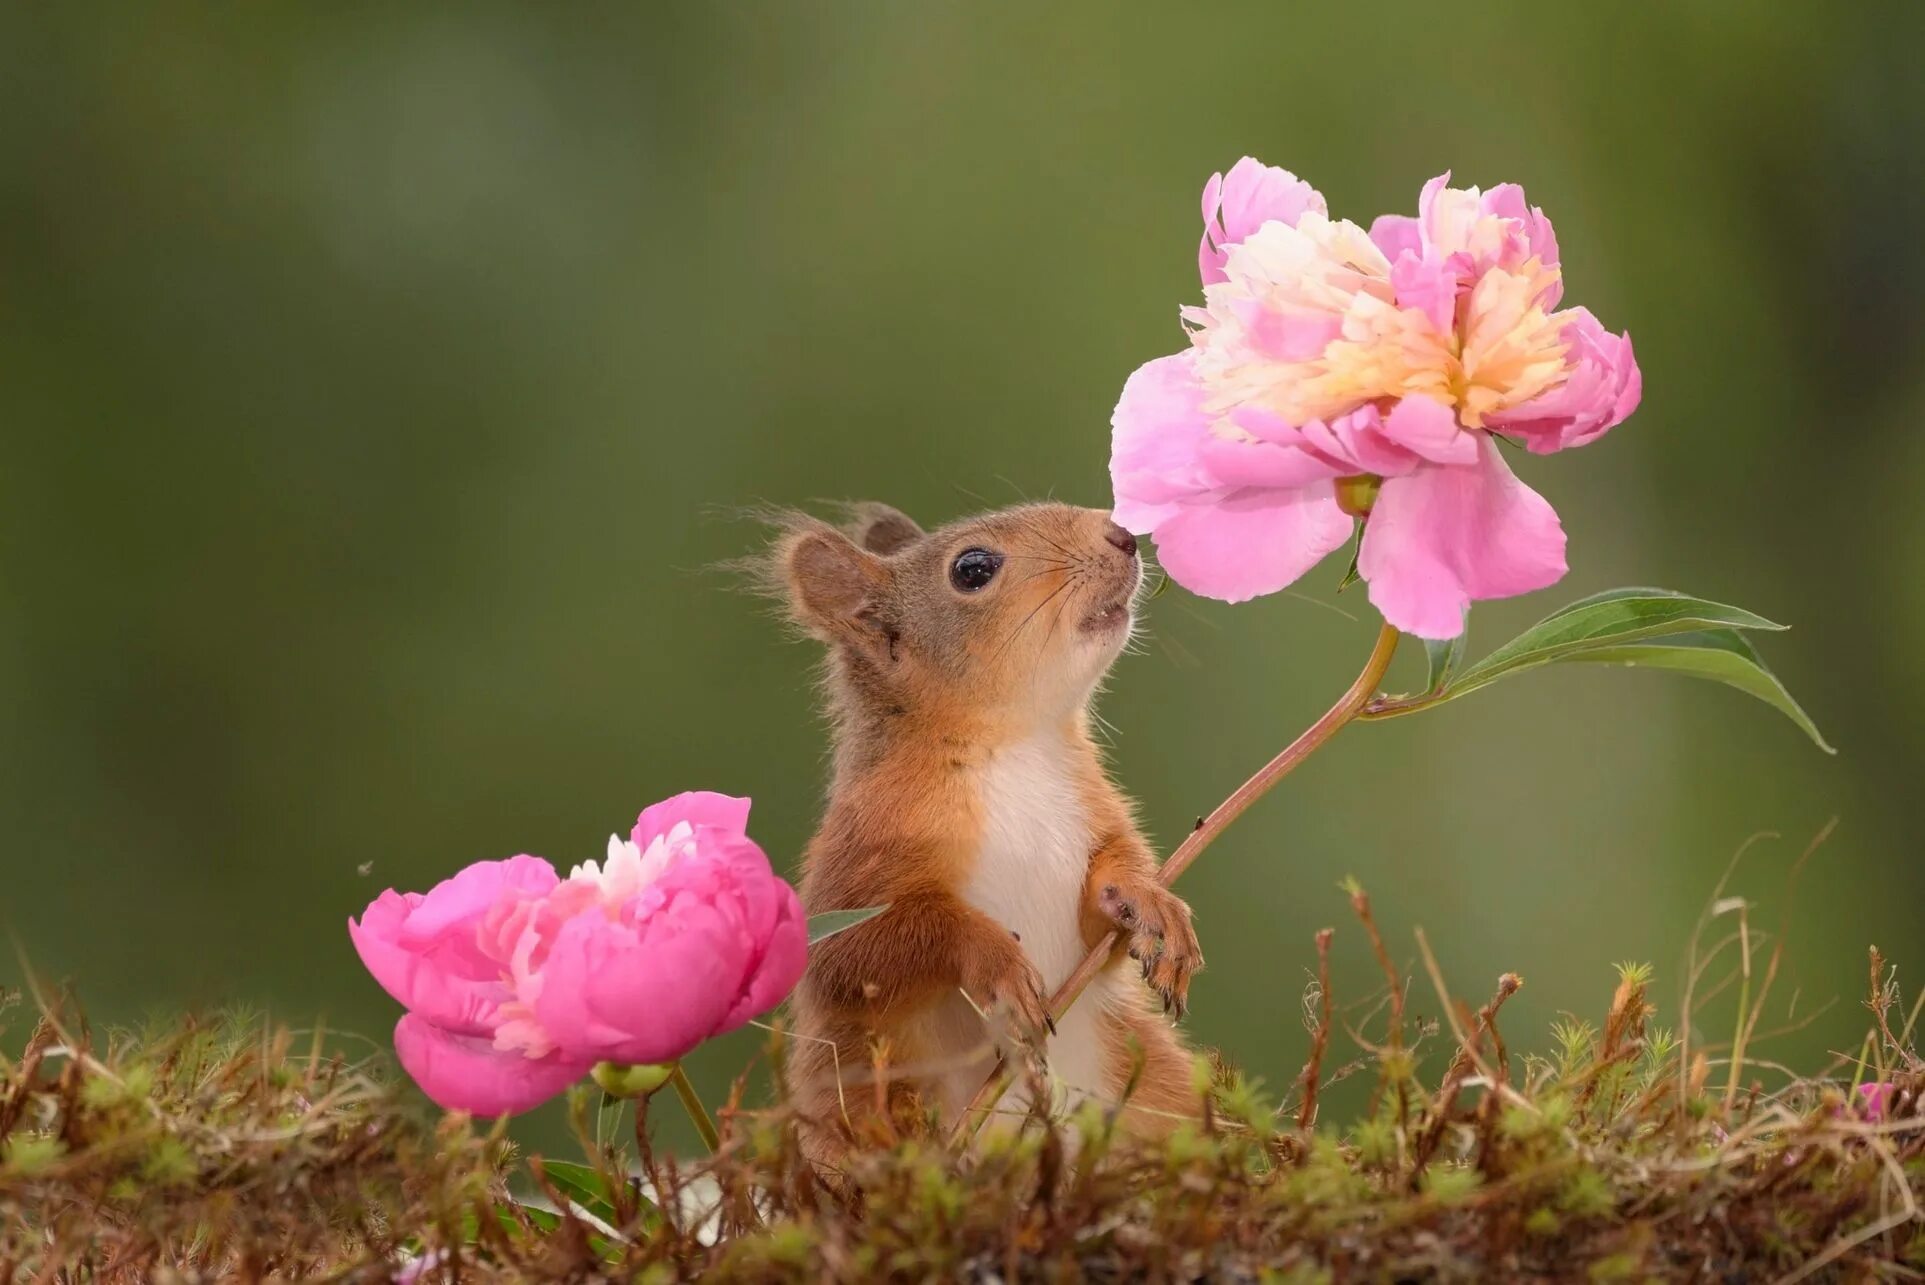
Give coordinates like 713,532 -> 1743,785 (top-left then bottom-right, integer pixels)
1099,878 -> 1202,1018
968,942 -> 1054,1053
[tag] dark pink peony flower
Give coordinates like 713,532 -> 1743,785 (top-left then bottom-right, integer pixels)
350,793 -> 807,1116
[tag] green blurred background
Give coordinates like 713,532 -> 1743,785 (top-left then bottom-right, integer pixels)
5,3 -> 1922,1151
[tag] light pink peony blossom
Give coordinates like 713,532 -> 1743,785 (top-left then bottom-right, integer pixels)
1111,160 -> 1641,638
349,792 -> 807,1116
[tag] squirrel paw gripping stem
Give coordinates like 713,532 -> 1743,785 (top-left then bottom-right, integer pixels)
1099,880 -> 1203,1018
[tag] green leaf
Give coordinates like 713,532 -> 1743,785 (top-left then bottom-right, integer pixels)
1446,589 -> 1785,700
807,905 -> 887,945
1335,520 -> 1363,592
1552,629 -> 1833,753
461,1202 -> 563,1244
503,1202 -> 562,1235
525,1159 -> 661,1245
1364,587 -> 1828,752
1422,626 -> 1467,695
536,1158 -> 620,1225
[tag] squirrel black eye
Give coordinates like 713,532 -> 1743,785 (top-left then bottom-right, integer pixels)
948,548 -> 1003,592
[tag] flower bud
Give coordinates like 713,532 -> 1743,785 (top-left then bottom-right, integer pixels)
591,1061 -> 674,1099
1335,474 -> 1382,518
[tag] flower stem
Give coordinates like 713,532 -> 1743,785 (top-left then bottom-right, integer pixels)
949,620 -> 1402,1143
667,1063 -> 721,1155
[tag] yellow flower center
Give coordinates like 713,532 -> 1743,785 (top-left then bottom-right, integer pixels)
1196,215 -> 1570,440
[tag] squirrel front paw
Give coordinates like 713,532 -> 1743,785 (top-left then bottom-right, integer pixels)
1098,880 -> 1203,1018
963,935 -> 1054,1052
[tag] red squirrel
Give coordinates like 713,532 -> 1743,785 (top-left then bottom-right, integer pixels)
766,501 -> 1202,1162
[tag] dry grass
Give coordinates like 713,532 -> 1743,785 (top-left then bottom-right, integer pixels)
6,875 -> 1924,1283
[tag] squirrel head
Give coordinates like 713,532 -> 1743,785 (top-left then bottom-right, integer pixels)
771,502 -> 1143,734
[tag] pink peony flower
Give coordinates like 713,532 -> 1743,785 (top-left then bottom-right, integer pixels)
349,792 -> 808,1116
1112,160 -> 1641,638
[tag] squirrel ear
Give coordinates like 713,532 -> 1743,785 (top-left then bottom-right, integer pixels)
845,502 -> 924,556
781,526 -> 893,653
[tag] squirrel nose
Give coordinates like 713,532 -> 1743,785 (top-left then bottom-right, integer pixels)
1103,522 -> 1139,558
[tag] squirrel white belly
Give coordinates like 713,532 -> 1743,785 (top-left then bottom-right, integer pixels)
950,729 -> 1116,1116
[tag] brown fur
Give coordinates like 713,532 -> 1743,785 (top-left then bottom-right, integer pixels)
763,502 -> 1202,1167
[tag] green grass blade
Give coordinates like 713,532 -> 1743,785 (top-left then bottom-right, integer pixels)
807,906 -> 888,945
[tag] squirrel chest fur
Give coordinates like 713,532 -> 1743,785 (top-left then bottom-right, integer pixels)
955,730 -> 1115,1108
765,500 -> 1203,1165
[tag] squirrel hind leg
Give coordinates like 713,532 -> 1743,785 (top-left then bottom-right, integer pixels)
787,1019 -> 946,1172
1098,1006 -> 1202,1137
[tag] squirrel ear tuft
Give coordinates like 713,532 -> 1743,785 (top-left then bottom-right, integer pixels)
780,525 -> 891,649
845,502 -> 924,556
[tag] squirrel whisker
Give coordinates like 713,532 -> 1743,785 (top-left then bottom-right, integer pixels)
992,579 -> 1074,662
1036,572 -> 1081,657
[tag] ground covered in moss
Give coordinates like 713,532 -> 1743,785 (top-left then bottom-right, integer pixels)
7,885 -> 1923,1282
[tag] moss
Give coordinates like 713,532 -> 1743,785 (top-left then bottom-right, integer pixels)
2,1134 -> 65,1176
1417,1165 -> 1480,1203
7,899 -> 1924,1282
1558,1168 -> 1616,1221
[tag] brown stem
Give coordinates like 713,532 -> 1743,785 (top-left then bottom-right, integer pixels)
1410,972 -> 1521,1179
949,621 -> 1402,1143
1348,883 -> 1407,1117
1296,927 -> 1336,1137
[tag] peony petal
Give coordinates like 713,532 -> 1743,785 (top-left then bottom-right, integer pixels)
1609,336 -> 1643,425
1389,250 -> 1457,336
1109,352 -> 1220,531
1199,435 -> 1343,489
533,900 -> 741,1066
633,792 -> 752,849
1224,297 -> 1343,362
527,827 -> 806,1067
1358,439 -> 1567,639
1379,396 -> 1478,466
1199,157 -> 1326,285
1526,207 -> 1561,306
670,831 -> 787,943
392,1013 -> 589,1117
401,855 -> 558,940
722,880 -> 809,1028
1150,484 -> 1352,604
1415,171 -> 1456,253
1298,407 -> 1421,478
1481,183 -> 1528,223
1196,170 -> 1226,285
1228,406 -> 1341,465
1368,214 -> 1421,263
350,893 -> 432,1011
1485,309 -> 1641,454
1481,182 -> 1560,288
350,909 -> 511,1037
349,868 -> 546,1038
